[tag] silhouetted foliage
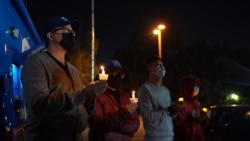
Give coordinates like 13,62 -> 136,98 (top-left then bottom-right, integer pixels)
66,33 -> 100,84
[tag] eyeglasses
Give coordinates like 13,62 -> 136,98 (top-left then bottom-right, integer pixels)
51,27 -> 76,37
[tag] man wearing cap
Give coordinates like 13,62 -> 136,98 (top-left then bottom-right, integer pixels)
21,17 -> 107,141
88,59 -> 140,141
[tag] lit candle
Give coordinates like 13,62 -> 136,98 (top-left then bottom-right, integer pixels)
178,97 -> 184,102
130,90 -> 138,104
202,107 -> 208,112
99,66 -> 109,80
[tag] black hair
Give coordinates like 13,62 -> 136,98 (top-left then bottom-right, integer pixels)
143,55 -> 162,76
144,55 -> 162,68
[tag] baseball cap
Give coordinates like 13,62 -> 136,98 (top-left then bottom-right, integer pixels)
43,16 -> 81,35
102,59 -> 123,73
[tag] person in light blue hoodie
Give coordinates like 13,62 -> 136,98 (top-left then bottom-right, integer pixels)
138,56 -> 186,141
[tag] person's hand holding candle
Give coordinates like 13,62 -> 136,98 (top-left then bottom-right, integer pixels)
170,97 -> 187,113
177,97 -> 186,108
202,107 -> 211,119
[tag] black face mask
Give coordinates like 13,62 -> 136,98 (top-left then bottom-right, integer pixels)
59,33 -> 75,51
107,75 -> 123,89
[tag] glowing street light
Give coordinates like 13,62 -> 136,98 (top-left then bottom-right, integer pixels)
90,0 -> 95,82
153,24 -> 165,58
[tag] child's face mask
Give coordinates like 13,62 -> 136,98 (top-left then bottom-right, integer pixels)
193,86 -> 199,97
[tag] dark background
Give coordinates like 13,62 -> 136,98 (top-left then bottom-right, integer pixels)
26,0 -> 250,60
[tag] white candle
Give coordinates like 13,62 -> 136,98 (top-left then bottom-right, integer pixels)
130,90 -> 138,104
99,65 -> 108,80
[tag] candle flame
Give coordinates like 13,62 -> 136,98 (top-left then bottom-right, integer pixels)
178,97 -> 184,102
132,90 -> 135,98
100,66 -> 105,74
202,107 -> 208,112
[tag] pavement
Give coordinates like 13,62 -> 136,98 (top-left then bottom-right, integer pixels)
82,115 -> 145,141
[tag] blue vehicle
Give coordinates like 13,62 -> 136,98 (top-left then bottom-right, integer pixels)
0,0 -> 44,140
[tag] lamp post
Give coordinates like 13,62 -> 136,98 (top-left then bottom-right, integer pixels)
153,24 -> 165,58
91,0 -> 95,82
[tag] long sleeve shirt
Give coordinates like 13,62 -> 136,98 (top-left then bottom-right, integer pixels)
138,81 -> 174,141
21,51 -> 89,141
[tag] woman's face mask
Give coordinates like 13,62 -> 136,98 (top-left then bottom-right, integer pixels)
107,70 -> 125,89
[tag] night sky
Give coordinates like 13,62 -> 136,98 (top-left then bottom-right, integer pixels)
26,0 -> 250,60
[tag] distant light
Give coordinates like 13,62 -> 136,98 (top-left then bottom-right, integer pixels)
153,29 -> 160,34
225,93 -> 240,104
230,93 -> 239,101
153,24 -> 166,35
158,24 -> 165,30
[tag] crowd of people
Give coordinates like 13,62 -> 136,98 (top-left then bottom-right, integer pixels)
21,16 -> 210,141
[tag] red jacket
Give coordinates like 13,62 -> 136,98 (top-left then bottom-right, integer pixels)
173,76 -> 208,141
88,89 -> 140,141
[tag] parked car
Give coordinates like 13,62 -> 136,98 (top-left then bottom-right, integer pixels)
204,104 -> 250,141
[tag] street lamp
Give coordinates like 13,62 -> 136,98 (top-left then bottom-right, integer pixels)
91,0 -> 95,82
153,24 -> 165,58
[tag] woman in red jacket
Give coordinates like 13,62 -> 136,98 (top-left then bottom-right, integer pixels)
173,75 -> 210,141
88,59 -> 140,141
